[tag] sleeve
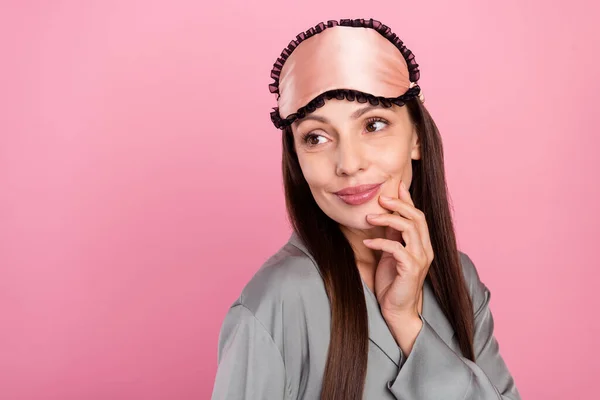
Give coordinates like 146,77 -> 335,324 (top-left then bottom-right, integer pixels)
386,254 -> 521,400
211,304 -> 287,400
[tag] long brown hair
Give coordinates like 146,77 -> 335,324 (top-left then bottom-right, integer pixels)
281,97 -> 475,399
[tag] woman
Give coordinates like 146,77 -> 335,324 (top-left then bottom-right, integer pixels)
211,18 -> 521,400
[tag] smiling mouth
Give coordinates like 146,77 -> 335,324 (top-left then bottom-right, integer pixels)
334,183 -> 383,206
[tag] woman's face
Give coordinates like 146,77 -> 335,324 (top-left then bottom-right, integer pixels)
291,99 -> 421,231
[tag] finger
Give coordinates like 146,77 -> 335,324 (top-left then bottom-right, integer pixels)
379,196 -> 434,264
379,196 -> 421,221
385,224 -> 403,246
362,238 -> 419,276
398,180 -> 415,207
398,182 -> 434,263
366,213 -> 424,259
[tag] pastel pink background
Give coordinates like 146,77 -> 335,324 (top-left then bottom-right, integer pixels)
1,0 -> 598,399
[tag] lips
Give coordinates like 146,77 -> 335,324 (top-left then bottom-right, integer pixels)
334,183 -> 383,206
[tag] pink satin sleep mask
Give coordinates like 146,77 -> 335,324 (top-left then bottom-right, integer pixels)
268,19 -> 424,130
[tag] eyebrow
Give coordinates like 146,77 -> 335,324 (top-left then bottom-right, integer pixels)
350,104 -> 386,119
293,104 -> 387,128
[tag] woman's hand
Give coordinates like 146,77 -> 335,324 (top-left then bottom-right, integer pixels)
363,180 -> 435,353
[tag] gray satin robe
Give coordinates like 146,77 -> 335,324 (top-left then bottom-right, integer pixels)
211,232 -> 521,399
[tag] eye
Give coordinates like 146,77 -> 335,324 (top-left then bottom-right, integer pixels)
365,117 -> 389,133
302,133 -> 329,147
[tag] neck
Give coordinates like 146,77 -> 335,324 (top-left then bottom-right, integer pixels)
339,224 -> 386,292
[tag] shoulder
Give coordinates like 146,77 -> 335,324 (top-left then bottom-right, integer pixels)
457,250 -> 490,315
231,235 -> 328,327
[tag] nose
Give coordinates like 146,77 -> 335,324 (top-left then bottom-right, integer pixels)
335,138 -> 368,176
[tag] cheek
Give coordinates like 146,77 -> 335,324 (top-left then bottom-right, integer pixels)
297,154 -> 332,190
369,139 -> 409,174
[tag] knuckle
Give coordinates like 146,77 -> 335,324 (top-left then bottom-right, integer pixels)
394,241 -> 404,253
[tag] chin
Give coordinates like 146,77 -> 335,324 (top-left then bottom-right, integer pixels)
345,219 -> 375,230
319,197 -> 389,230
336,207 -> 388,231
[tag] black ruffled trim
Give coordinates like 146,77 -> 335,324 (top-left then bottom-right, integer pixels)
269,18 -> 422,130
270,87 -> 421,129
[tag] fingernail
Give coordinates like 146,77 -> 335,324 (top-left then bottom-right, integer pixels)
363,239 -> 373,244
401,181 -> 407,190
380,196 -> 393,201
366,214 -> 380,219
